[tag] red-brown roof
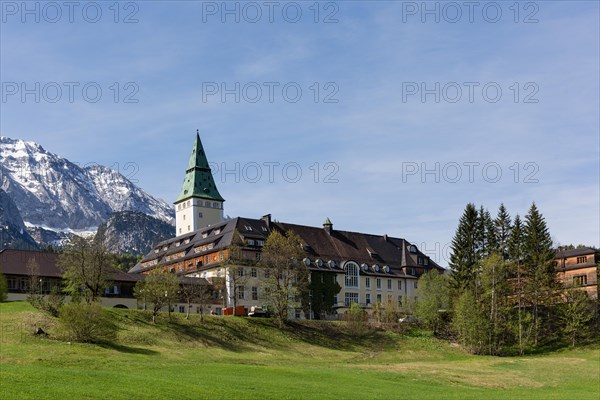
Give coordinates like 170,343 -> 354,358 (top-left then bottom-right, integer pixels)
0,249 -> 143,282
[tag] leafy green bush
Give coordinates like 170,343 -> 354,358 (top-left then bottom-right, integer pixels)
59,302 -> 117,343
345,302 -> 368,334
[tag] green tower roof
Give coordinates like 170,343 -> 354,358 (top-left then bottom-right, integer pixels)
175,131 -> 225,203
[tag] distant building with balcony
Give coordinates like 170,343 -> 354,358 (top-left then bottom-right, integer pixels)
555,247 -> 598,299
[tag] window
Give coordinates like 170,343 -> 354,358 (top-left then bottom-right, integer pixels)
7,278 -> 17,290
376,278 -> 381,290
376,294 -> 382,303
237,286 -> 245,300
344,292 -> 359,307
424,258 -> 429,266
344,262 -> 359,288
365,277 -> 371,288
255,253 -> 262,261
576,256 -> 588,264
219,253 -> 224,261
202,232 -> 208,239
179,228 -> 182,234
183,215 -> 186,221
205,201 -> 210,207
187,225 -> 190,231
237,268 -> 245,277
186,200 -> 190,207
387,279 -> 392,290
573,275 -> 588,286
199,212 -> 203,218
398,295 -> 403,306
410,245 -> 417,253
398,280 -> 402,290
365,293 -> 371,305
179,305 -> 185,313
257,240 -> 264,246
417,257 -> 423,265
334,295 -> 338,305
213,202 -> 219,208
414,281 -> 418,289
248,239 -> 255,246
252,287 -> 258,300
208,243 -> 214,250
215,228 -> 221,234
251,268 -> 257,278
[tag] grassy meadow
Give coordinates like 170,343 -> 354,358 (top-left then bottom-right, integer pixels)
0,301 -> 598,400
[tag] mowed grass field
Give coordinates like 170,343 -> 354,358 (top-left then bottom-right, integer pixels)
1,302 -> 598,400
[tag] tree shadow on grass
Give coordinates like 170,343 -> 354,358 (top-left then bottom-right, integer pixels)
99,342 -> 159,355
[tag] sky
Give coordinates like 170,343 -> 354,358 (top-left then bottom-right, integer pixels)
1,0 -> 599,266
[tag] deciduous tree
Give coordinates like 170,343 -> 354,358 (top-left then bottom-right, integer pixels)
58,236 -> 115,303
260,230 -> 308,328
414,271 -> 450,335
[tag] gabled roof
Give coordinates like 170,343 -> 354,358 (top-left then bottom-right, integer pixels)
555,247 -> 598,259
132,215 -> 444,279
175,132 -> 224,203
271,221 -> 443,278
0,249 -> 143,282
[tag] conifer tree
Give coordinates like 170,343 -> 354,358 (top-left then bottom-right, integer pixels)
483,208 -> 499,257
449,203 -> 480,291
494,203 -> 512,259
508,214 -> 529,354
523,203 -> 557,345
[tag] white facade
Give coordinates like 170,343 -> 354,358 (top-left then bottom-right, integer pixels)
175,197 -> 224,236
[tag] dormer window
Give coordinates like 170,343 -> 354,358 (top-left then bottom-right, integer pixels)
202,232 -> 208,239
248,239 -> 255,246
215,228 -> 221,235
410,245 -> 417,253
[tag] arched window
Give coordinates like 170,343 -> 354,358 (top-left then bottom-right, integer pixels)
344,261 -> 359,288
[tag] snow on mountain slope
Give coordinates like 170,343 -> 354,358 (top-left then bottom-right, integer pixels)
0,136 -> 174,231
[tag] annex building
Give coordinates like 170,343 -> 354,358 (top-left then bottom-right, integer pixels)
130,133 -> 444,318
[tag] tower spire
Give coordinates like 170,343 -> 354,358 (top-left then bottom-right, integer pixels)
175,131 -> 225,235
176,131 -> 224,203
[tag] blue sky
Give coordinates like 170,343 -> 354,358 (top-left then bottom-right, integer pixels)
1,1 -> 599,265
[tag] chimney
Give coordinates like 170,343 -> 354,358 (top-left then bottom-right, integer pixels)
383,234 -> 388,241
262,214 -> 272,229
323,217 -> 333,235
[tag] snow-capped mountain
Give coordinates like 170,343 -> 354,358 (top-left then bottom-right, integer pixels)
0,188 -> 38,250
96,211 -> 175,255
0,136 -> 174,232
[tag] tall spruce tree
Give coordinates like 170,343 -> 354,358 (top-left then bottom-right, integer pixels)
449,203 -> 480,291
523,202 -> 557,345
495,204 -> 512,260
508,214 -> 529,354
483,208 -> 499,257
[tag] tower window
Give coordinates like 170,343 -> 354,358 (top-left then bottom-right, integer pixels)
183,215 -> 186,220
199,212 -> 203,218
205,201 -> 210,207
213,202 -> 219,208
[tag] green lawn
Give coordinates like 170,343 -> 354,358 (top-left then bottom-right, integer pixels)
1,301 -> 598,400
